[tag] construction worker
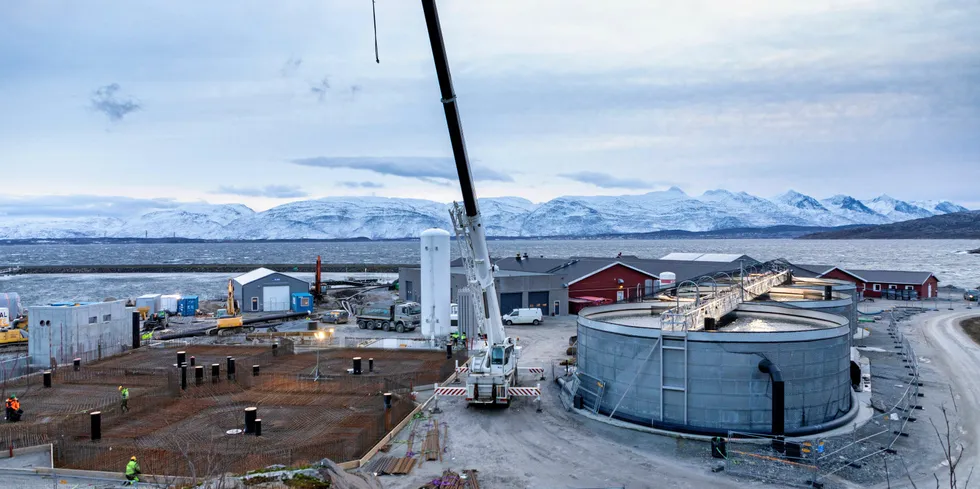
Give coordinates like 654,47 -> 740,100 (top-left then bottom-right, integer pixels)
118,385 -> 130,413
124,455 -> 141,484
4,395 -> 18,422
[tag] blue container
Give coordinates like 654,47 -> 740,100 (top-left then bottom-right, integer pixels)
177,296 -> 200,316
291,293 -> 314,314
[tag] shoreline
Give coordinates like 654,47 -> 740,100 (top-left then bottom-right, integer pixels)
0,263 -> 410,275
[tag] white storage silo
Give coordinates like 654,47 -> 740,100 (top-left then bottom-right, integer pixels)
420,228 -> 451,339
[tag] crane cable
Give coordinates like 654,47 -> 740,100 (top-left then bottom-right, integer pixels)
372,0 -> 380,63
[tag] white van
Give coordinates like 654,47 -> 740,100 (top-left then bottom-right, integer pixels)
502,308 -> 543,325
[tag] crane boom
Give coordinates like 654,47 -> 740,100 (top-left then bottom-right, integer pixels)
421,0 -> 506,347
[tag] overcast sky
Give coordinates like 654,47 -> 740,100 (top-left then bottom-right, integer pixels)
1,0 -> 978,213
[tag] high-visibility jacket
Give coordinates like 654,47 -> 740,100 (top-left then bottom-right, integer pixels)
10,400 -> 19,411
120,388 -> 130,400
126,460 -> 140,476
4,399 -> 11,409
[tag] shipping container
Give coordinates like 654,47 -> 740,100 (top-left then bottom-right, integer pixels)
291,292 -> 314,314
136,294 -> 162,315
177,296 -> 199,316
160,294 -> 181,314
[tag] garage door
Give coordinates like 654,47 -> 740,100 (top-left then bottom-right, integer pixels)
528,291 -> 549,316
263,286 -> 290,312
499,293 -> 523,315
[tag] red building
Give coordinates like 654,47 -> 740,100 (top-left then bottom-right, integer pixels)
566,262 -> 658,313
819,267 -> 939,299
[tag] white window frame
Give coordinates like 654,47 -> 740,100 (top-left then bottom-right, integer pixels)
888,284 -> 897,290
872,284 -> 882,292
905,285 -> 914,290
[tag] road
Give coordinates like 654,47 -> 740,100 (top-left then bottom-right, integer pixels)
872,308 -> 980,488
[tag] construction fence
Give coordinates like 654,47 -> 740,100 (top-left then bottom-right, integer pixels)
723,311 -> 923,487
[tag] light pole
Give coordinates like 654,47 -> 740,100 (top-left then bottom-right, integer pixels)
312,330 -> 326,381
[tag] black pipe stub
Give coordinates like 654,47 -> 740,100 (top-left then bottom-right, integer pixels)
177,351 -> 186,366
90,411 -> 102,441
43,370 -> 52,388
369,358 -> 374,373
190,356 -> 196,366
353,357 -> 362,375
272,343 -> 279,357
253,365 -> 260,376
73,358 -> 81,371
254,418 -> 262,437
446,343 -> 453,359
383,392 -> 392,410
758,359 -> 785,437
244,407 -> 258,434
227,357 -> 236,380
195,365 -> 204,385
212,363 -> 220,383
703,317 -> 717,331
180,364 -> 188,390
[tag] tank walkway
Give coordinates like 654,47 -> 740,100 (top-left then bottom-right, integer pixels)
661,268 -> 793,332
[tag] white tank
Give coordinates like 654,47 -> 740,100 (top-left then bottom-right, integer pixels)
420,228 -> 451,339
660,272 -> 676,286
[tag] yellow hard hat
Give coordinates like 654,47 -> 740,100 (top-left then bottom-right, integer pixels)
131,456 -> 137,461
118,386 -> 123,390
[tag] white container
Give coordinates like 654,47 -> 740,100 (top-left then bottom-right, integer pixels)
660,272 -> 676,287
136,294 -> 162,314
160,294 -> 182,314
420,228 -> 451,339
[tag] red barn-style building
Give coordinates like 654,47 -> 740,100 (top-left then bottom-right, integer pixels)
818,267 -> 939,299
565,262 -> 658,313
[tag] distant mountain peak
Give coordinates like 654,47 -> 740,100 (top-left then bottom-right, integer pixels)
776,190 -> 827,211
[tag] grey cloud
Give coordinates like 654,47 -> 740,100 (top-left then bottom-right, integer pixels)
290,156 -> 514,183
310,77 -> 330,102
90,83 -> 141,122
0,195 -> 177,219
280,57 -> 302,77
559,171 -> 653,189
214,185 -> 308,198
338,181 -> 384,189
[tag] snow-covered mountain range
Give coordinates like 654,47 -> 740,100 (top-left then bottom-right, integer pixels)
0,189 -> 970,240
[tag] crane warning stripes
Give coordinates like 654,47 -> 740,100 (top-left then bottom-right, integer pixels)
435,386 -> 467,397
508,385 -> 541,397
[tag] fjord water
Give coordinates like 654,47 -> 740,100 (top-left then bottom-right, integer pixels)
0,239 -> 977,306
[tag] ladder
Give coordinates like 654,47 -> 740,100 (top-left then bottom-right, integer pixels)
660,329 -> 688,425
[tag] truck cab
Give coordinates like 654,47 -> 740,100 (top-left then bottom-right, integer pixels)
501,308 -> 543,325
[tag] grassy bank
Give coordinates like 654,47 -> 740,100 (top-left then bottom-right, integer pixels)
960,316 -> 980,345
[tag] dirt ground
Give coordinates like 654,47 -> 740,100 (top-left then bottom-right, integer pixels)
362,316 -> 778,489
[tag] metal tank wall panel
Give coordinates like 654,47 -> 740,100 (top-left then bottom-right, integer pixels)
576,307 -> 852,435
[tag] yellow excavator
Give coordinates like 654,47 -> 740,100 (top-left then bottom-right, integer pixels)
0,309 -> 28,348
208,279 -> 251,336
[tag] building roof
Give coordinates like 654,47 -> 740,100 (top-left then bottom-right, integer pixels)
450,267 -> 548,278
233,267 -> 307,285
233,267 -> 277,285
788,264 -> 835,278
824,268 -> 938,285
565,261 -> 658,285
659,252 -> 757,263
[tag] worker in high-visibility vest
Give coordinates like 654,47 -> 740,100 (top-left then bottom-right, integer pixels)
118,386 -> 130,413
125,455 -> 141,484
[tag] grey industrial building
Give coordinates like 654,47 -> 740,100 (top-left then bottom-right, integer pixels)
233,268 -> 310,312
29,301 -> 133,367
398,253 -> 757,316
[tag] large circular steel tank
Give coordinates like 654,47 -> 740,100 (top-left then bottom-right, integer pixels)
575,302 -> 853,435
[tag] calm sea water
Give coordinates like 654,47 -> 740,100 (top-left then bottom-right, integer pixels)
0,239 -> 977,306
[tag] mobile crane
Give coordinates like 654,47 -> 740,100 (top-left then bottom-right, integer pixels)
422,0 -> 533,406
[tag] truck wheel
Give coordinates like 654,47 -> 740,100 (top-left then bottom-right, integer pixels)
396,322 -> 405,333
381,321 -> 390,331
505,320 -> 513,326
357,320 -> 367,329
532,319 -> 540,325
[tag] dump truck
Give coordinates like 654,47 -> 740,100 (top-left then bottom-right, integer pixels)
355,302 -> 420,332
